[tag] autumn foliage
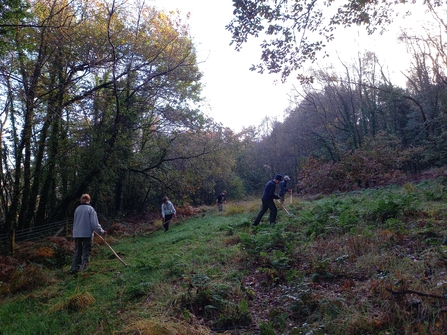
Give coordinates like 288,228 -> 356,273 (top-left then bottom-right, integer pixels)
299,134 -> 426,195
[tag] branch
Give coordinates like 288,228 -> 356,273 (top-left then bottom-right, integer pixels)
386,288 -> 447,300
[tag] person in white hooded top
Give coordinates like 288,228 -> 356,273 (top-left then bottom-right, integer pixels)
70,194 -> 105,273
161,196 -> 176,232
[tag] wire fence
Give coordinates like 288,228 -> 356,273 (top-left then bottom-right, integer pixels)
0,219 -> 72,254
0,216 -> 122,255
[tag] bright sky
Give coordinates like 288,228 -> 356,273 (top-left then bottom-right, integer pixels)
152,0 -> 294,132
153,0 -> 436,132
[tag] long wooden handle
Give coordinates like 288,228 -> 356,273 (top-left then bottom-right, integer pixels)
94,231 -> 128,266
276,199 -> 291,215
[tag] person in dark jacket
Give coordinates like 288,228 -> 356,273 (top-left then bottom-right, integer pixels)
253,174 -> 282,226
216,191 -> 227,212
279,175 -> 291,203
71,194 -> 105,273
161,196 -> 177,232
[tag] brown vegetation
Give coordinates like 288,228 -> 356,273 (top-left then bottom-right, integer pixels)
300,155 -> 447,196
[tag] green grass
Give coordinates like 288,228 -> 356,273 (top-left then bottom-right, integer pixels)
2,179 -> 447,334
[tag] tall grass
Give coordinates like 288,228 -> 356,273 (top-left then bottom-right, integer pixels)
2,179 -> 447,334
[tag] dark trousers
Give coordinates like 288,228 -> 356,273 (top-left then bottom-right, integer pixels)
253,199 -> 277,225
71,237 -> 93,272
164,214 -> 173,231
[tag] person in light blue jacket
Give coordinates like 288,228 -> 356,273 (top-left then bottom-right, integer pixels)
161,196 -> 177,232
71,194 -> 105,273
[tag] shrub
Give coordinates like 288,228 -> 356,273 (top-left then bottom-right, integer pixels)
3,264 -> 54,295
48,292 -> 95,313
176,273 -> 252,328
299,134 -> 424,195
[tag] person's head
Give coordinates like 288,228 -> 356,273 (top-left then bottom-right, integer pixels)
274,174 -> 282,184
284,175 -> 290,181
80,194 -> 91,204
222,190 -> 227,195
162,196 -> 169,203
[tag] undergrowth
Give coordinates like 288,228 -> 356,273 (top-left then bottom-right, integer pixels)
1,178 -> 447,334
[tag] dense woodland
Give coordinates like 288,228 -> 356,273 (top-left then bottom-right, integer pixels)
1,0 -> 447,233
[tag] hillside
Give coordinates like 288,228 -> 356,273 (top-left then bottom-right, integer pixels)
2,178 -> 447,334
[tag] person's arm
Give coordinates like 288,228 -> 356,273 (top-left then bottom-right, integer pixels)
171,202 -> 177,216
266,181 -> 279,199
273,182 -> 281,199
90,208 -> 105,235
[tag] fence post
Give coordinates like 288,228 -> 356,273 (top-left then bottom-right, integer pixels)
65,220 -> 69,237
9,229 -> 15,255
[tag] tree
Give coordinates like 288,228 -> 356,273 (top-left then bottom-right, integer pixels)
399,22 -> 447,166
0,0 -> 29,54
226,0 -> 443,81
232,126 -> 272,195
0,0 -> 213,232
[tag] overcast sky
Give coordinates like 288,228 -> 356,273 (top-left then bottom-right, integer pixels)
153,0 -> 435,132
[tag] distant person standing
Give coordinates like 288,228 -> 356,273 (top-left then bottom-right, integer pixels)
216,191 -> 227,212
279,175 -> 291,203
161,196 -> 177,232
71,194 -> 105,273
253,174 -> 282,226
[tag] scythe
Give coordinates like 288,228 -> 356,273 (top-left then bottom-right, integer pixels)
275,199 -> 291,216
94,231 -> 128,266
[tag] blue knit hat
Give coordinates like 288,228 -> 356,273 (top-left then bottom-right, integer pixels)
274,174 -> 283,181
